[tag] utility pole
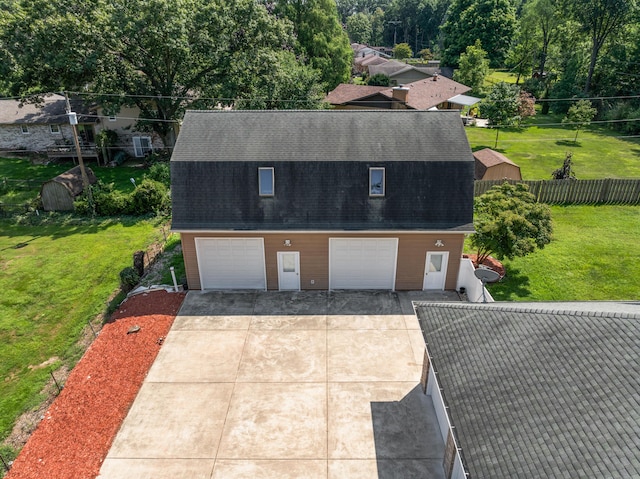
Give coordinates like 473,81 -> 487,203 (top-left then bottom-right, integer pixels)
64,92 -> 93,206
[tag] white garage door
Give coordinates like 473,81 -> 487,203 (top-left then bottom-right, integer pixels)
329,238 -> 398,290
195,238 -> 266,290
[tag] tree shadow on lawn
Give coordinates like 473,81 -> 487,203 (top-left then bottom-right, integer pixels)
555,140 -> 582,147
1,215 -> 164,242
472,144 -> 510,154
487,265 -> 532,301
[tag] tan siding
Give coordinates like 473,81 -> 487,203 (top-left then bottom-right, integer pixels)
180,231 -> 466,291
483,164 -> 521,181
180,233 -> 201,290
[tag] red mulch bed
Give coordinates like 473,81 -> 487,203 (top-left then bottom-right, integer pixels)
465,254 -> 506,277
6,290 -> 185,479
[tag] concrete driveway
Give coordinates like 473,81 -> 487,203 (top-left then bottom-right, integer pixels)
98,290 -> 458,479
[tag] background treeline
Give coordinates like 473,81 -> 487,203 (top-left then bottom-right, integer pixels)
0,0 -> 353,146
0,0 -> 638,131
343,0 -> 640,121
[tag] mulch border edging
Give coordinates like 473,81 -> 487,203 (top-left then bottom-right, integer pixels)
6,290 -> 185,479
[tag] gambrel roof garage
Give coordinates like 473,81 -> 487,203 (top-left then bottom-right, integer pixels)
171,110 -> 475,291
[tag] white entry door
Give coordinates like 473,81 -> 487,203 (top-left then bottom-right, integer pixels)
423,251 -> 449,290
277,251 -> 300,291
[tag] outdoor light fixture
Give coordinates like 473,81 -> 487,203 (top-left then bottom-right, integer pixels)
435,239 -> 444,247
284,239 -> 292,247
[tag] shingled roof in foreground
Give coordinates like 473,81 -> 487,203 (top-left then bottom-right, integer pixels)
416,302 -> 640,478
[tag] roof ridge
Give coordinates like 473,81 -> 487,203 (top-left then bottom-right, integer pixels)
417,302 -> 640,319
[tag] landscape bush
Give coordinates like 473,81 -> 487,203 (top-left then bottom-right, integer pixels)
604,102 -> 640,136
75,178 -> 169,217
144,161 -> 170,187
127,179 -> 170,216
119,266 -> 140,293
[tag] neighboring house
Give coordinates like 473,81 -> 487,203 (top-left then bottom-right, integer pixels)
171,110 -> 475,291
94,105 -> 165,160
0,94 -> 164,161
351,43 -> 392,59
415,302 -> 640,479
473,148 -> 522,180
326,76 -> 477,111
0,94 -> 99,160
354,53 -> 388,74
368,60 -> 441,85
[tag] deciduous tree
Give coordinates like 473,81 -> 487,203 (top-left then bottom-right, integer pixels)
346,12 -> 373,43
2,0 -> 325,146
441,0 -> 516,67
562,99 -> 597,143
471,182 -> 553,266
275,0 -> 353,90
454,40 -> 489,95
564,0 -> 637,93
393,42 -> 413,59
480,82 -> 522,127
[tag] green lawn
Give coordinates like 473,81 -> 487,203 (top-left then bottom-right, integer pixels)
0,157 -> 148,206
0,217 -> 166,445
484,69 -> 520,87
480,205 -> 640,301
465,120 -> 640,179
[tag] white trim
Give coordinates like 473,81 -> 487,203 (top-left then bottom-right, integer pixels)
20,125 -> 29,134
423,251 -> 449,290
108,115 -> 117,122
369,167 -> 385,196
258,167 -> 275,196
173,228 -> 475,234
277,251 -> 301,291
133,136 -> 152,157
425,348 -> 469,479
194,237 -> 267,290
49,124 -> 61,134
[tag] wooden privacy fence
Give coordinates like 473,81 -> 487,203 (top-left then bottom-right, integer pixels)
475,178 -> 640,205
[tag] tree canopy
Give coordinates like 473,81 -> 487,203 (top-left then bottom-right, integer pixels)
562,99 -> 598,143
441,0 -> 517,67
1,0 -> 327,145
274,0 -> 353,91
471,182 -> 553,266
454,40 -> 489,95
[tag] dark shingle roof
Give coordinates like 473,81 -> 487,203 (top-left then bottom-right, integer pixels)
171,110 -> 475,231
415,303 -> 640,479
171,110 -> 473,163
0,94 -> 96,125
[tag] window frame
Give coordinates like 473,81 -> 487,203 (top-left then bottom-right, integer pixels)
258,167 -> 275,197
369,167 -> 385,197
49,124 -> 61,134
20,125 -> 29,134
133,136 -> 152,157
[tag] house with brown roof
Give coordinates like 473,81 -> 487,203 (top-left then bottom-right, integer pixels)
473,148 -> 522,180
325,76 -> 477,111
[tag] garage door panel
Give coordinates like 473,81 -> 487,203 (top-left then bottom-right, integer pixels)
195,238 -> 266,290
329,238 -> 398,290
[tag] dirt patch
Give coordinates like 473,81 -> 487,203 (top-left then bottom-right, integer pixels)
139,243 -> 182,287
5,290 -> 185,479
